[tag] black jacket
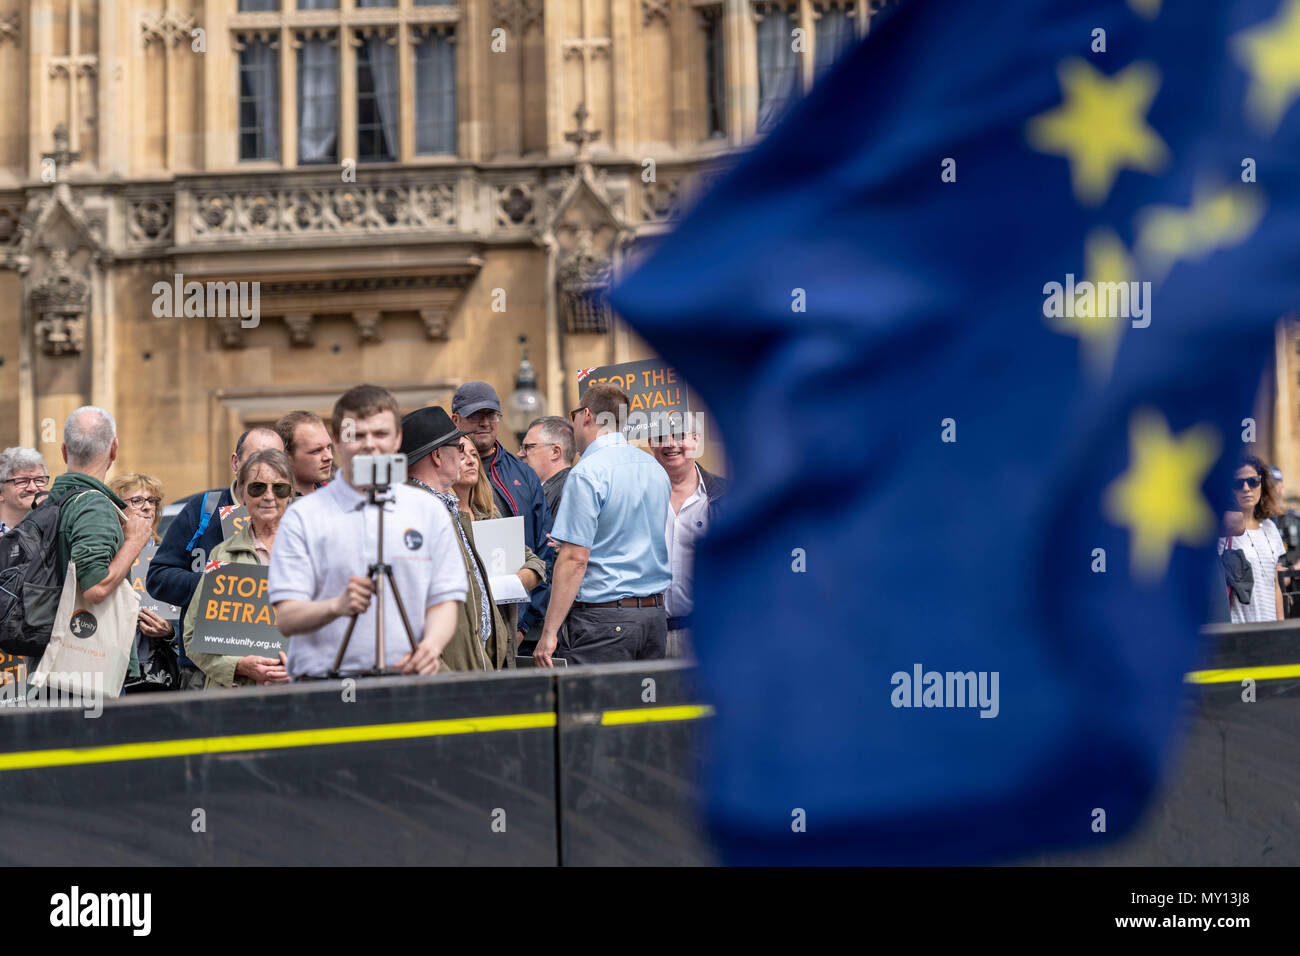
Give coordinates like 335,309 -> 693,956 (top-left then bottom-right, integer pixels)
700,466 -> 730,519
146,485 -> 234,667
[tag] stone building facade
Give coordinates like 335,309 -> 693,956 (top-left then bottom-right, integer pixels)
0,0 -> 896,496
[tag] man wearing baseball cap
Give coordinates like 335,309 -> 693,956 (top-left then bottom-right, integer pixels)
452,382 -> 554,650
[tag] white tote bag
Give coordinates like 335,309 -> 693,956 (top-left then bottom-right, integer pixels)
29,560 -> 141,700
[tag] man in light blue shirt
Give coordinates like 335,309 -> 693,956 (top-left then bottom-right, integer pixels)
534,383 -> 671,666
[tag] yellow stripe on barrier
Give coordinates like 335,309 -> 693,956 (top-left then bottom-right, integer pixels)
600,704 -> 715,726
0,711 -> 556,773
1184,664 -> 1300,684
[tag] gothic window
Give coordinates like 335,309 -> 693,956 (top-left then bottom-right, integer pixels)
748,1 -> 878,135
239,37 -> 280,161
356,30 -> 399,162
700,7 -> 727,138
233,2 -> 462,166
297,33 -> 339,164
414,27 -> 457,155
565,288 -> 612,335
754,3 -> 799,133
814,2 -> 857,81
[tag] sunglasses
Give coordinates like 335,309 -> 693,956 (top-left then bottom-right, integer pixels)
247,481 -> 294,499
1232,476 -> 1262,490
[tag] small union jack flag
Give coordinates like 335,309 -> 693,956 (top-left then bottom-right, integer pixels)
219,505 -> 238,518
204,559 -> 230,574
577,367 -> 596,383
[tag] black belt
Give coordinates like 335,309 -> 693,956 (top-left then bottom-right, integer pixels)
572,593 -> 664,610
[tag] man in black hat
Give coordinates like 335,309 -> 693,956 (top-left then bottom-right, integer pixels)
402,406 -> 514,670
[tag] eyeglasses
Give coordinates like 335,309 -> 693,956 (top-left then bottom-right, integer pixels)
568,407 -> 588,424
125,495 -> 162,509
2,475 -> 48,488
246,481 -> 294,499
1232,476 -> 1262,490
519,442 -> 556,454
464,410 -> 502,425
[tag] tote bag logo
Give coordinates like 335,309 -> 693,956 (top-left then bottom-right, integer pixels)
68,610 -> 98,639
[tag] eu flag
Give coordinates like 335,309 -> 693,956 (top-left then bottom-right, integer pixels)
610,0 -> 1300,863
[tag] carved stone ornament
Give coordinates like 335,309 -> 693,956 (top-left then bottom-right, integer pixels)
0,13 -> 20,46
30,249 -> 90,356
283,312 -> 315,347
419,309 -> 449,340
140,10 -> 199,47
642,0 -> 670,26
491,0 -> 543,36
353,310 -> 383,344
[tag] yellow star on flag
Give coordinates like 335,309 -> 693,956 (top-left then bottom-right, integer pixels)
1232,0 -> 1300,135
1135,183 -> 1266,282
1103,409 -> 1220,583
1027,59 -> 1170,206
1047,228 -> 1135,379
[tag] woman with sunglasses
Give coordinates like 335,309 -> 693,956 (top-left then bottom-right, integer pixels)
182,449 -> 296,688
455,440 -> 546,656
109,472 -> 175,689
1218,455 -> 1288,623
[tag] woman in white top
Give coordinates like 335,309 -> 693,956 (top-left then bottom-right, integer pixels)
1218,456 -> 1287,623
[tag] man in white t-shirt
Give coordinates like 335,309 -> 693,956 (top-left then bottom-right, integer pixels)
269,385 -> 467,678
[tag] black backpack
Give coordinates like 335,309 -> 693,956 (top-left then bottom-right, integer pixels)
0,488 -> 97,657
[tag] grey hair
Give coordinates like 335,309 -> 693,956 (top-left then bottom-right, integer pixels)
528,415 -> 575,465
63,406 -> 117,467
236,448 -> 294,494
0,447 -> 47,483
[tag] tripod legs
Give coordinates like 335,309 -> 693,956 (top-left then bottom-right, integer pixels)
328,563 -> 420,675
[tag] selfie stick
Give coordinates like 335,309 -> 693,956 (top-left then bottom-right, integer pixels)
329,457 -> 418,676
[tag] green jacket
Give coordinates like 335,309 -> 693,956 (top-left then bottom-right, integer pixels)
469,503 -> 547,649
50,473 -> 125,592
437,509 -> 498,673
181,525 -> 262,689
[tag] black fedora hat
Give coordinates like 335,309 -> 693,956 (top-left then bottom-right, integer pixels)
400,405 -> 467,466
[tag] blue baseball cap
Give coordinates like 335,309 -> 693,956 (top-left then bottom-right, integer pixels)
451,381 -> 502,418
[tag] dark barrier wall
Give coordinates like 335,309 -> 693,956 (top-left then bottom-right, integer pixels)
556,663 -> 715,865
1032,622 -> 1300,865
2,625 -> 1299,866
0,672 -> 561,865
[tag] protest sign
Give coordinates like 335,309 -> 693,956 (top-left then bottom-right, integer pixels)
128,541 -> 181,621
577,358 -> 691,437
470,516 -> 529,605
0,651 -> 26,702
220,503 -> 250,540
190,563 -> 285,657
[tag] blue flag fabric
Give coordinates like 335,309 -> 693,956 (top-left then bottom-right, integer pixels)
610,0 -> 1300,863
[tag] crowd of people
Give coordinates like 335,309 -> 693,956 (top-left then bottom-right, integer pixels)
0,378 -> 728,694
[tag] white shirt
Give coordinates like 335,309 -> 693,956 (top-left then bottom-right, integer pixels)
1218,519 -> 1286,624
268,479 -> 468,678
664,466 -> 709,620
